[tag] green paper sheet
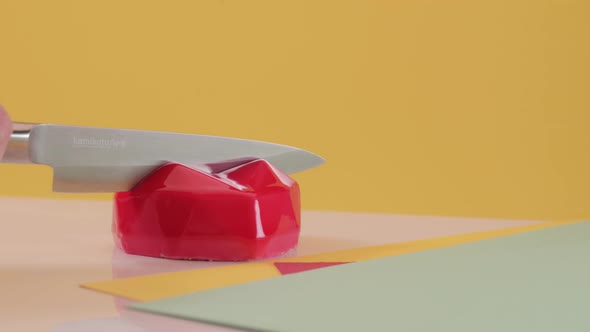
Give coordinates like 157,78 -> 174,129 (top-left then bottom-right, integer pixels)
131,221 -> 590,332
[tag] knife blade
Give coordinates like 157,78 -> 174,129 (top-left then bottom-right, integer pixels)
0,122 -> 325,193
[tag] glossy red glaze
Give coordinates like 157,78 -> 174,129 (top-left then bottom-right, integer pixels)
274,262 -> 350,275
112,160 -> 301,261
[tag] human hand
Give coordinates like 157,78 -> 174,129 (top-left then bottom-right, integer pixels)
0,105 -> 13,160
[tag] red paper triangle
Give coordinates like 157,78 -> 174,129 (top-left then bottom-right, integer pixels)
274,262 -> 350,275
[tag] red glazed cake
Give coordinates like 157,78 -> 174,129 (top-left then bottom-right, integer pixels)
112,159 -> 301,261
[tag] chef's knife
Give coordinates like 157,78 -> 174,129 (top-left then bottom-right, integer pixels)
0,122 -> 325,193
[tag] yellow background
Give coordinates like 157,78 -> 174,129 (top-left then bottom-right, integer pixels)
0,1 -> 588,221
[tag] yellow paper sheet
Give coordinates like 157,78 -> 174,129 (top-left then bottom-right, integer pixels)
82,221 -> 566,301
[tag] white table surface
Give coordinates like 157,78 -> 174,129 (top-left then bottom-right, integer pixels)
0,197 -> 545,331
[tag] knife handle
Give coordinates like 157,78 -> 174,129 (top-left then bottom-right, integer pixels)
1,122 -> 33,163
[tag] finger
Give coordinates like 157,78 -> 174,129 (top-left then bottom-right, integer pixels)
0,105 -> 13,160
